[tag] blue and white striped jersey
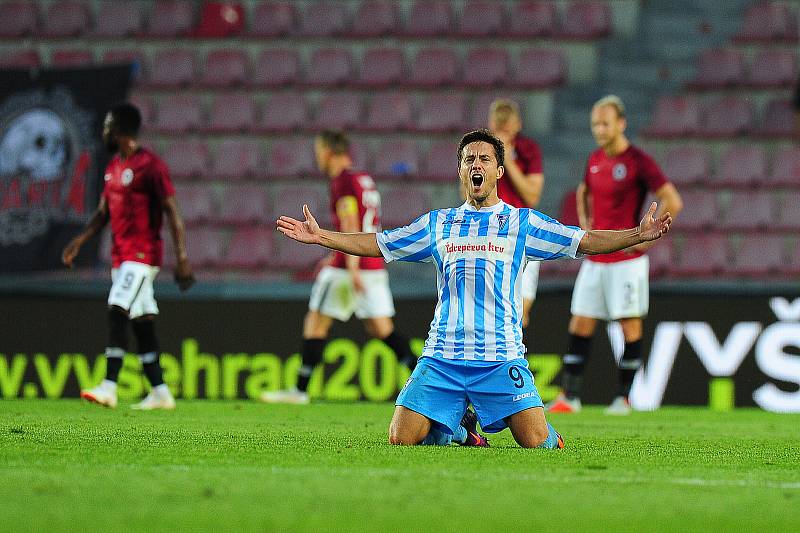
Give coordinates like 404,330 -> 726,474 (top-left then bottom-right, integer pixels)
376,201 -> 585,362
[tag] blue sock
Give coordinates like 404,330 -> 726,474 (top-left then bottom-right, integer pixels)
452,425 -> 467,444
420,427 -> 455,446
537,423 -> 562,449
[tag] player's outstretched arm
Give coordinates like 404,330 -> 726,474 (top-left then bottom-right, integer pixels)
277,204 -> 382,258
578,201 -> 672,255
62,198 -> 110,268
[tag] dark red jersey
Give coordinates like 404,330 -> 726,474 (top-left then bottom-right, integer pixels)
496,134 -> 543,208
102,147 -> 175,268
329,169 -> 385,270
583,144 -> 669,263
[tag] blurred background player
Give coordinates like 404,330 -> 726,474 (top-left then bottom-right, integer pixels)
548,95 -> 682,415
62,103 -> 195,410
260,129 -> 417,405
487,99 -> 545,330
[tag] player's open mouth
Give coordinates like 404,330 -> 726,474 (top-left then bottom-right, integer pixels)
471,173 -> 484,188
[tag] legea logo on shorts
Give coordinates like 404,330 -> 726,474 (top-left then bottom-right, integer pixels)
440,236 -> 511,261
513,392 -> 534,402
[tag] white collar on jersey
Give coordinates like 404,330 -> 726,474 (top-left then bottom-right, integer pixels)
459,200 -> 507,213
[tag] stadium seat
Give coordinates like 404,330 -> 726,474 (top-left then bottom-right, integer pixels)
405,0 -> 453,37
559,1 -> 611,39
272,184 -> 329,225
463,48 -> 509,88
101,50 -> 146,78
422,140 -> 459,182
147,0 -> 195,37
647,238 -> 675,278
93,1 -> 143,37
417,94 -> 466,132
457,0 -> 505,37
756,99 -> 796,138
259,93 -> 310,133
689,49 -> 745,89
149,49 -> 196,87
252,49 -> 299,86
358,48 -> 405,87
210,139 -> 262,180
0,49 -> 40,68
192,1 -> 245,37
734,1 -> 797,42
727,235 -> 785,277
409,48 -> 458,87
216,185 -> 270,225
700,97 -> 753,137
305,48 -> 352,86
153,95 -> 204,133
299,1 -> 348,37
314,93 -> 363,130
163,140 -> 210,180
467,93 -> 523,129
249,1 -> 296,37
748,49 -> 797,88
275,237 -> 330,272
372,140 -> 420,180
381,188 -> 432,229
173,183 -> 215,225
40,1 -> 89,38
184,226 -> 225,268
225,227 -> 275,269
713,146 -> 767,188
673,234 -> 728,277
266,139 -> 316,178
539,257 -> 581,278
775,196 -> 800,230
0,1 -> 38,37
643,96 -> 701,137
364,93 -> 415,132
351,0 -> 398,37
51,49 -> 93,67
782,239 -> 800,275
515,48 -> 567,88
508,1 -> 556,38
660,147 -> 710,187
129,94 -> 154,128
675,190 -> 717,232
720,192 -> 774,231
767,147 -> 800,186
201,49 -> 249,87
207,94 -> 255,133
349,141 -> 370,171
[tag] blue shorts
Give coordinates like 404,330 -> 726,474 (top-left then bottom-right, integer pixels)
396,356 -> 543,434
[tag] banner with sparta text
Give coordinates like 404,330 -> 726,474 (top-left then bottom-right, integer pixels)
0,65 -> 133,271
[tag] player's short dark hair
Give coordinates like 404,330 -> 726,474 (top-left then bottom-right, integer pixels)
108,103 -> 141,137
457,129 -> 505,168
316,129 -> 350,155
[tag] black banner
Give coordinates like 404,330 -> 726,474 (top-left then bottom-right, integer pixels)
0,65 -> 133,271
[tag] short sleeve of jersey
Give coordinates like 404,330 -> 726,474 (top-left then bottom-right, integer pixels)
376,212 -> 433,263
517,137 -> 543,175
524,209 -> 585,260
637,150 -> 669,192
148,156 -> 175,199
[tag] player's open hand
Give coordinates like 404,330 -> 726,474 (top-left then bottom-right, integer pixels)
276,204 -> 321,244
61,239 -> 81,268
638,201 -> 672,242
174,257 -> 195,292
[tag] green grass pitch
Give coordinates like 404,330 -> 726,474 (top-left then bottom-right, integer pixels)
2,400 -> 799,532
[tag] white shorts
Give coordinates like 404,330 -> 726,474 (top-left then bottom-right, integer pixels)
521,260 -> 541,301
309,266 -> 395,322
108,261 -> 160,319
570,255 -> 649,320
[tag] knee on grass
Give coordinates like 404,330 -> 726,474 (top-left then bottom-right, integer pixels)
514,426 -> 549,449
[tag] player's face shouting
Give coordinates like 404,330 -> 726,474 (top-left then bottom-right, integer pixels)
591,105 -> 626,149
459,141 -> 503,203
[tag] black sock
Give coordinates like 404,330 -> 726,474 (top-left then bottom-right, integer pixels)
382,330 -> 416,370
142,362 -> 164,387
618,339 -> 642,398
297,338 -> 326,392
105,307 -> 129,383
132,320 -> 162,388
562,334 -> 592,399
105,349 -> 124,382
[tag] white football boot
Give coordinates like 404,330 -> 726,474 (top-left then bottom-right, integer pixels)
80,380 -> 118,408
604,396 -> 632,415
259,388 -> 310,405
131,384 -> 176,410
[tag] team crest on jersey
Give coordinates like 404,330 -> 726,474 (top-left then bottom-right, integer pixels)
612,163 -> 627,181
496,214 -> 509,229
121,168 -> 134,186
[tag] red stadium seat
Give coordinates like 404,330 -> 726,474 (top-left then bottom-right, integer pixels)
675,190 -> 717,231
0,1 -> 38,37
713,146 -> 767,188
508,1 -> 556,38
216,185 -> 270,225
314,93 -> 363,130
208,94 -> 255,133
299,1 -> 348,37
153,95 -> 203,133
700,97 -> 753,137
193,1 -> 245,37
373,140 -> 420,180
748,49 -> 797,88
305,48 -> 352,86
463,48 -> 509,88
351,0 -> 398,37
129,95 -> 154,128
163,140 -> 210,180
201,49 -> 249,87
457,0 -> 504,37
422,140 -> 459,182
147,0 -> 195,37
720,192 -> 774,231
689,49 -> 745,89
101,50 -> 146,77
358,48 -> 405,87
364,93 -> 415,132
273,183 -> 329,225
210,139 -> 262,180
149,49 -> 196,87
259,93 -> 310,133
673,234 -> 728,277
643,96 -> 701,137
51,49 -> 93,67
349,141 -> 370,171
40,1 -> 89,38
409,48 -> 458,87
381,188 -> 432,229
252,49 -> 300,87
775,196 -> 800,230
225,227 -> 275,269
93,1 -> 143,37
405,0 -> 453,37
467,93 -> 506,129
661,147 -> 710,187
735,1 -> 797,42
173,183 -> 215,225
756,99 -> 797,138
417,94 -> 466,132
266,139 -> 316,178
275,238 -> 330,272
249,2 -> 296,37
767,148 -> 800,186
184,227 -> 225,268
515,48 -> 567,88
647,238 -> 675,278
727,235 -> 785,277
782,238 -> 800,275
560,1 -> 611,39
0,49 -> 40,68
